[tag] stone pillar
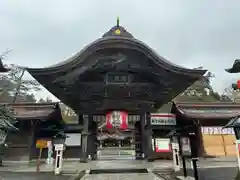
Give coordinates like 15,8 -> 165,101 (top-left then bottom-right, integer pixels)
145,112 -> 154,162
80,114 -> 89,163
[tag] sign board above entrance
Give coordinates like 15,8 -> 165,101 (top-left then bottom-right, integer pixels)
150,113 -> 176,125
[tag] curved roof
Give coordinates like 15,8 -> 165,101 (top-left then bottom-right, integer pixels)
173,102 -> 240,119
26,25 -> 206,77
225,59 -> 240,73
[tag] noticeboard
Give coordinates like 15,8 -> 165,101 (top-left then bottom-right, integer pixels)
180,137 -> 191,157
36,139 -> 48,149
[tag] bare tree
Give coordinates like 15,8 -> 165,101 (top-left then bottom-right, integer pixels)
4,64 -> 41,103
222,85 -> 240,102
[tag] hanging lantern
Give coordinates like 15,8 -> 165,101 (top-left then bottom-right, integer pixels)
119,111 -> 128,130
106,112 -> 113,129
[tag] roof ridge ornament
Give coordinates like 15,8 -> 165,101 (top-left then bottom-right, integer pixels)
102,17 -> 134,38
117,16 -> 120,27
114,17 -> 121,35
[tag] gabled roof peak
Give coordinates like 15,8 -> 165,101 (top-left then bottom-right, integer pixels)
102,18 -> 134,38
102,25 -> 134,38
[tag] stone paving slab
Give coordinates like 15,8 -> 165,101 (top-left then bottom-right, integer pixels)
172,167 -> 238,180
0,172 -> 72,180
81,173 -> 163,180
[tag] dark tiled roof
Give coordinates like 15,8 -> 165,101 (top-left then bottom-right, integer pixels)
174,102 -> 240,119
0,102 -> 62,120
226,59 -> 240,73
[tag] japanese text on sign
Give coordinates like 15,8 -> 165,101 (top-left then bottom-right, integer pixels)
201,126 -> 234,135
150,113 -> 176,125
151,118 -> 176,125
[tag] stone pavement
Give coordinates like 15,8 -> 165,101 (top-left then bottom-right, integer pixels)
1,153 -> 239,180
0,172 -> 72,180
81,173 -> 164,180
155,157 -> 239,180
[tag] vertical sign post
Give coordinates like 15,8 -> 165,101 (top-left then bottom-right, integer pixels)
36,139 -> 47,173
54,144 -> 64,175
172,136 -> 180,171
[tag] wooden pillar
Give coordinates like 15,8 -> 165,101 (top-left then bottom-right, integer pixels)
140,113 -> 145,158
28,120 -> 37,161
90,120 -> 98,160
80,114 -> 89,163
134,121 -> 142,160
145,112 -> 154,162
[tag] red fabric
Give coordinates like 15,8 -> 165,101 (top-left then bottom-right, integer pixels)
238,80 -> 240,89
106,112 -> 113,129
120,111 -> 128,129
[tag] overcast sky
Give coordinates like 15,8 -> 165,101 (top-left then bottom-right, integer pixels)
1,0 -> 240,101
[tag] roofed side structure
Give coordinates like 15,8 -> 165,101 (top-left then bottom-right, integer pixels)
173,102 -> 240,120
2,102 -> 64,122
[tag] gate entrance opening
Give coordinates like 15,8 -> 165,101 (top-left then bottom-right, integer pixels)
26,20 -> 206,163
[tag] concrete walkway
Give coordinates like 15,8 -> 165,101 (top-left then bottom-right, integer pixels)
0,159 -> 173,173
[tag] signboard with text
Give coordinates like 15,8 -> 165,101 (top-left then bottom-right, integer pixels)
54,144 -> 64,151
150,113 -> 176,125
36,139 -> 48,149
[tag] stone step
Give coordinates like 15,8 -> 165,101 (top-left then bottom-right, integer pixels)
88,168 -> 149,174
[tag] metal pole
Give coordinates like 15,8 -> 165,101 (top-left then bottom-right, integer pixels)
192,158 -> 199,180
178,136 -> 187,177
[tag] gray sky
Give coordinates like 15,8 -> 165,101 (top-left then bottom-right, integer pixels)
1,0 -> 240,100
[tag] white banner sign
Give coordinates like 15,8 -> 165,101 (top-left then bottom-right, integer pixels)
65,133 -> 81,146
152,138 -> 171,152
201,126 -> 235,135
151,113 -> 176,125
54,144 -> 64,151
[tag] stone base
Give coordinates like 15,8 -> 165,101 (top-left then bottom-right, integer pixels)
91,154 -> 98,161
80,159 -> 88,163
